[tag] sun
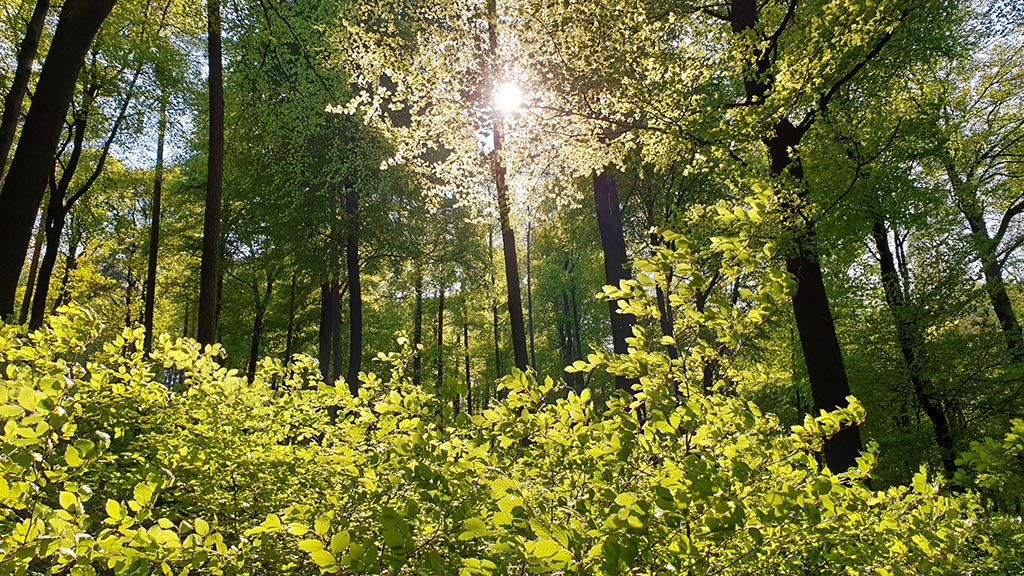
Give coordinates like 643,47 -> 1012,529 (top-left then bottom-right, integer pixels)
493,82 -> 523,114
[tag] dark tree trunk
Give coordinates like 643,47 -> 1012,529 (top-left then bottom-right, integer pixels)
527,222 -> 536,369
345,188 -> 361,393
0,0 -> 50,175
413,271 -> 423,388
19,206 -> 46,324
318,281 -> 331,379
593,168 -> 637,393
464,322 -> 472,414
198,0 -> 224,345
437,283 -> 445,390
330,280 -> 342,382
0,0 -> 117,319
872,217 -> 957,478
247,274 -> 274,383
729,0 -> 862,471
30,208 -> 66,330
284,273 -> 297,361
143,97 -> 167,353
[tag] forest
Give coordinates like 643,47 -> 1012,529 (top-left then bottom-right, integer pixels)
1,0 -> 1023,573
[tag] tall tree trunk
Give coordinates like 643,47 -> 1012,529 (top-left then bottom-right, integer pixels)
247,274 -> 274,383
437,283 -> 445,390
729,0 -> 861,471
198,0 -> 224,345
464,322 -> 472,414
872,216 -> 957,478
0,0 -> 50,175
143,97 -> 167,353
330,280 -> 342,382
345,188 -> 361,393
486,0 -> 528,372
413,271 -> 423,388
489,229 -> 502,381
19,206 -> 46,323
527,221 -> 536,369
0,0 -> 117,319
29,209 -> 66,329
318,281 -> 332,380
284,273 -> 297,361
593,168 -> 637,393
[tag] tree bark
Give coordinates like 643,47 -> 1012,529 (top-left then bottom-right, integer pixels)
593,168 -> 638,393
489,228 -> 502,382
871,216 -> 957,478
0,0 -> 50,175
29,209 -> 65,329
143,97 -> 168,353
345,188 -> 362,393
198,0 -> 224,345
330,279 -> 342,382
0,0 -> 117,319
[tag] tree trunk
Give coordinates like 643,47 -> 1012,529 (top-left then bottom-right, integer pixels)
527,221 -> 536,369
728,0 -> 861,471
318,281 -> 332,380
464,322 -> 472,414
872,216 -> 957,478
197,0 -> 224,345
19,206 -> 46,323
345,188 -> 361,393
593,168 -> 637,393
0,0 -> 50,175
413,271 -> 423,388
0,0 -> 117,319
247,274 -> 274,383
143,97 -> 167,353
284,273 -> 297,361
29,209 -> 65,329
331,280 -> 342,382
437,283 -> 445,390
489,228 -> 502,382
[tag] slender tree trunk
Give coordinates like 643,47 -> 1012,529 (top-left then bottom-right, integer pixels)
0,0 -> 50,175
29,209 -> 65,329
143,97 -> 167,353
872,216 -> 957,478
247,274 -> 274,383
489,229 -> 502,381
527,221 -> 536,369
437,283 -> 445,390
593,168 -> 637,392
0,0 -> 117,318
19,206 -> 46,324
318,281 -> 331,379
414,271 -> 423,388
464,322 -> 472,414
345,189 -> 362,393
330,280 -> 342,382
486,0 -> 528,372
284,273 -> 297,361
198,0 -> 224,345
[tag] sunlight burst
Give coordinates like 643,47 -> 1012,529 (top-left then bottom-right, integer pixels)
493,82 -> 523,113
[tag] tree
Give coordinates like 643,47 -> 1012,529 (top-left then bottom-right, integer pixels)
0,0 -> 117,319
